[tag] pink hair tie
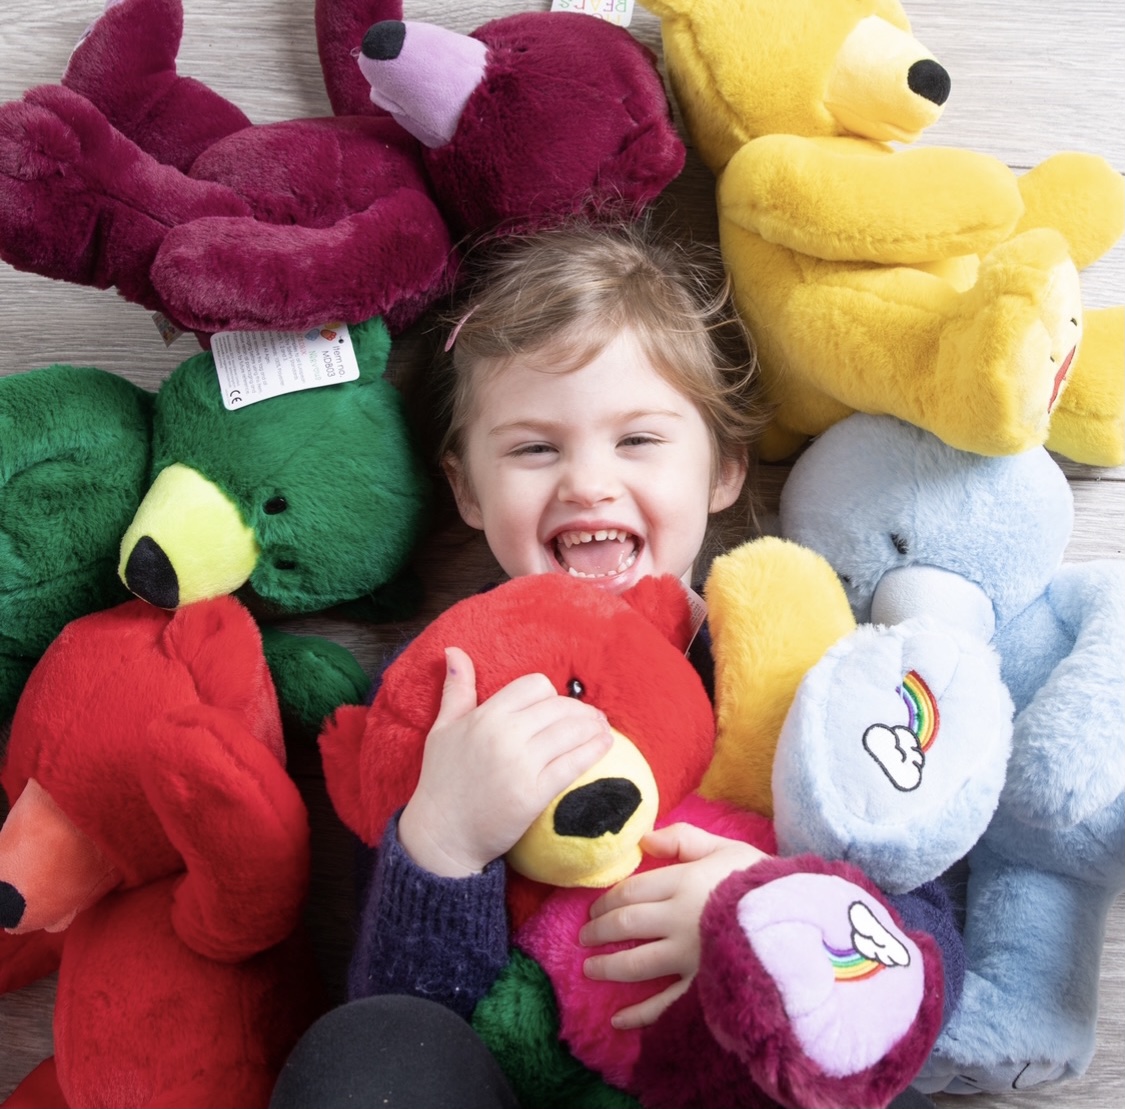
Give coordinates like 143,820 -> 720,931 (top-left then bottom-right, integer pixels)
444,306 -> 477,352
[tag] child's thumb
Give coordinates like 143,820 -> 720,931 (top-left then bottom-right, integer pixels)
642,822 -> 725,862
435,645 -> 478,723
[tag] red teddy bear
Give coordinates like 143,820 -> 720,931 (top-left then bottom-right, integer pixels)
0,597 -> 321,1109
320,573 -> 943,1109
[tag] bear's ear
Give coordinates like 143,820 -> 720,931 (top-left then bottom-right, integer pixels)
621,575 -> 696,653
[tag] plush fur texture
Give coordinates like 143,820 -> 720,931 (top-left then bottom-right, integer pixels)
780,412 -> 1125,1093
489,791 -> 942,1109
697,534 -> 1011,897
640,0 -> 1124,466
689,857 -> 944,1109
0,315 -> 423,724
698,537 -> 855,819
400,12 -> 686,241
138,316 -> 429,618
0,0 -> 683,338
0,597 -> 323,1108
772,614 -> 1014,894
514,795 -> 775,1098
320,573 -> 713,928
0,365 -> 151,715
324,572 -> 946,1107
471,949 -> 641,1109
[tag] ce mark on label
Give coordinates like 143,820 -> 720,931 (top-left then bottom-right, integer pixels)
228,389 -> 243,405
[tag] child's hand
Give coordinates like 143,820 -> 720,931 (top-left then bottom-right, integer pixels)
579,823 -> 770,1030
398,646 -> 614,878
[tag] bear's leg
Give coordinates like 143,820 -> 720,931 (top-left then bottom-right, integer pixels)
696,857 -> 944,1109
722,215 -> 1088,458
917,844 -> 1120,1096
1014,152 -> 1124,270
62,0 -> 251,171
934,227 -> 1082,456
771,617 -> 1012,893
53,882 -> 319,1109
1044,305 -> 1125,467
150,188 -> 455,334
0,84 -> 251,323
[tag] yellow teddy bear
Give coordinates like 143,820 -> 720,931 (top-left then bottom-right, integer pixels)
641,0 -> 1124,465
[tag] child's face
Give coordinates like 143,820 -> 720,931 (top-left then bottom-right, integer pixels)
446,328 -> 745,594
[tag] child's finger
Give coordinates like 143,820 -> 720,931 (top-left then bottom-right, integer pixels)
609,979 -> 692,1031
432,646 -> 478,726
583,935 -> 682,983
585,867 -> 679,923
483,670 -> 561,712
639,822 -> 732,861
498,686 -> 606,743
536,726 -> 614,801
580,897 -> 674,950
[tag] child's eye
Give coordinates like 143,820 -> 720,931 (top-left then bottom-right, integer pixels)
619,434 -> 660,448
509,442 -> 556,457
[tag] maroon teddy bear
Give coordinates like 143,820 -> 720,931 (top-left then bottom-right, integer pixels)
0,0 -> 684,337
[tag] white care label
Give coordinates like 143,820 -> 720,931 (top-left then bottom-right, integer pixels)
684,585 -> 708,653
550,0 -> 634,29
151,310 -> 185,346
212,322 -> 360,411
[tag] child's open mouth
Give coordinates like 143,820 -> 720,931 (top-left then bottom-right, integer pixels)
553,528 -> 639,580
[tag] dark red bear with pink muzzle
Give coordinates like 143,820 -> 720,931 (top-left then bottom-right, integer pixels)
0,0 -> 684,339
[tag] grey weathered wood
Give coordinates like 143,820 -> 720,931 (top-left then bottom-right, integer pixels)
2,2 -> 1122,1105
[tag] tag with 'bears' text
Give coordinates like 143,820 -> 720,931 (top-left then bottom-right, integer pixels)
212,323 -> 360,411
550,0 -> 634,29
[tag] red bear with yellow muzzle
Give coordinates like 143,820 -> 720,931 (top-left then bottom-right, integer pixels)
320,572 -> 945,1108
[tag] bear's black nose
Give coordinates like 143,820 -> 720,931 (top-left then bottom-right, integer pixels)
0,881 -> 26,929
553,778 -> 642,839
908,59 -> 951,106
363,21 -> 407,62
123,535 -> 179,609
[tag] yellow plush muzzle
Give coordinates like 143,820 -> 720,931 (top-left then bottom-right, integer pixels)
507,728 -> 659,888
118,463 -> 259,608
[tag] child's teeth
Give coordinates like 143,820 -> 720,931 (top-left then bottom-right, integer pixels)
561,528 -> 626,547
564,546 -> 639,579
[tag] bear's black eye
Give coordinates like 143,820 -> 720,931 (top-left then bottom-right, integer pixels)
838,573 -> 852,586
566,678 -> 584,698
275,559 -> 297,571
264,496 -> 288,515
890,533 -> 909,555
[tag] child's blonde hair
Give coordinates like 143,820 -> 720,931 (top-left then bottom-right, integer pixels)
429,220 -> 770,553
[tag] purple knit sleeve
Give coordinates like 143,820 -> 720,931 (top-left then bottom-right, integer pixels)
347,812 -> 512,1020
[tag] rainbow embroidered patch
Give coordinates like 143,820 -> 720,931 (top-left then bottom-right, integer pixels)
823,901 -> 912,982
824,942 -> 885,981
898,670 -> 939,751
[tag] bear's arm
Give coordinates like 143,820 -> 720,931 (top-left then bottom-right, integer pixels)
140,703 -> 311,962
719,135 -> 1024,263
1001,561 -> 1125,829
0,930 -> 65,995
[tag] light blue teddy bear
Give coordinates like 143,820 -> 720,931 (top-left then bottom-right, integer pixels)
778,412 -> 1125,1095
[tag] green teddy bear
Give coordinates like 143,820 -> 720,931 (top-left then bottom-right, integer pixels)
0,316 -> 430,727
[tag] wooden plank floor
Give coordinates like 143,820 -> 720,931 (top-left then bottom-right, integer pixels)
2,2 -> 1122,1105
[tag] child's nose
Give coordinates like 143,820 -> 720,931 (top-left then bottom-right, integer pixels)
558,455 -> 620,506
